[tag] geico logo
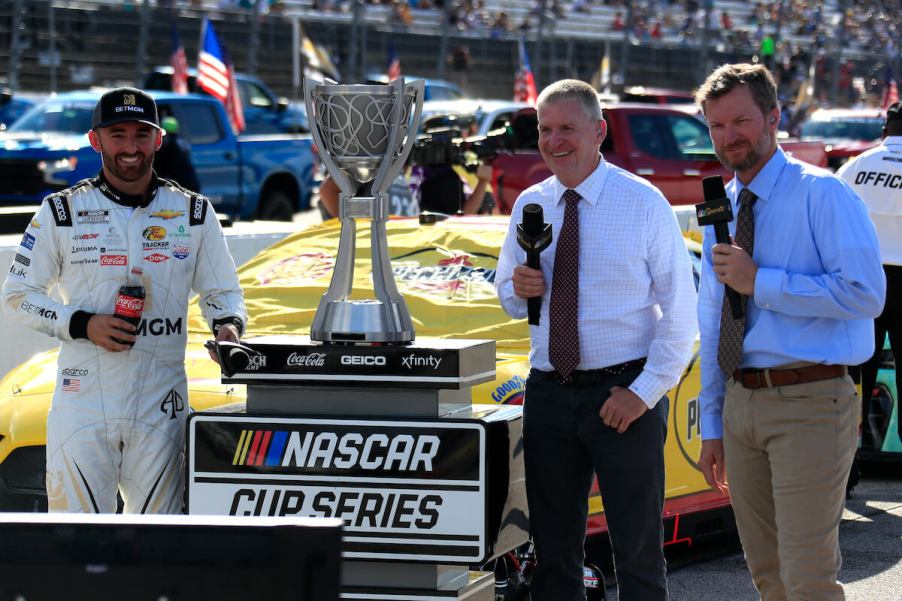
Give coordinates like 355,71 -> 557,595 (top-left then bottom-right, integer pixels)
341,355 -> 386,366
281,431 -> 440,471
136,317 -> 183,336
229,488 -> 442,529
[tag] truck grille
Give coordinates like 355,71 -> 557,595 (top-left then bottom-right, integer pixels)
0,446 -> 46,491
0,159 -> 52,196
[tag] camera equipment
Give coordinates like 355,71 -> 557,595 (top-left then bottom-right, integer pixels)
409,126 -> 516,168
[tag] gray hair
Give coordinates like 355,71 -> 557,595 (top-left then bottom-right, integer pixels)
536,79 -> 601,122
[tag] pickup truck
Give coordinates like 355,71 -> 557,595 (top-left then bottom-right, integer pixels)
491,104 -> 827,212
0,90 -> 316,220
144,67 -> 309,135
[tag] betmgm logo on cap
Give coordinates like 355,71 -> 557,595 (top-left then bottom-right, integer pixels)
92,87 -> 161,131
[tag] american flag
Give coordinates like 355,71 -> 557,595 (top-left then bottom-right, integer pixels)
62,378 -> 80,392
514,38 -> 537,106
198,18 -> 245,134
170,23 -> 189,95
386,42 -> 401,81
881,68 -> 899,111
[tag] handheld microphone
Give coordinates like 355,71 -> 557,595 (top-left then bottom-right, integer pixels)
696,176 -> 744,319
516,203 -> 553,326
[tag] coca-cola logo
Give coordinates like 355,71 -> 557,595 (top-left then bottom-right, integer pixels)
100,255 -> 127,266
115,296 -> 144,315
286,352 -> 326,368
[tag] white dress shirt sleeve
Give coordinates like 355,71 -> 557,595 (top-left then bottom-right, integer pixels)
628,194 -> 699,408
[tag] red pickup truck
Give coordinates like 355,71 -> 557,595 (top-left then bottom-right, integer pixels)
491,104 -> 826,212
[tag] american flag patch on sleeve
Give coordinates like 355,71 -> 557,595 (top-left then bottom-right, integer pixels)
62,378 -> 80,392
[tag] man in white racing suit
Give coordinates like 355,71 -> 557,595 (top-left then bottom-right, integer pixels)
1,87 -> 247,513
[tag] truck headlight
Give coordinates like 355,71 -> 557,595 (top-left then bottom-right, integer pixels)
37,156 -> 78,185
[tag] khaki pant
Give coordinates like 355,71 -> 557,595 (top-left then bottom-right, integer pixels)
723,375 -> 858,601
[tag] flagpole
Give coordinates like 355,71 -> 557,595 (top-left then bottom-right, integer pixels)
292,16 -> 302,102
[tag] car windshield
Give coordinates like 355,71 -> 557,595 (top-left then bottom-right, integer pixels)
799,118 -> 883,141
8,102 -> 94,134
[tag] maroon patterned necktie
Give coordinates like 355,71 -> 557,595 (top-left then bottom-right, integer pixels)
717,187 -> 758,378
549,189 -> 581,380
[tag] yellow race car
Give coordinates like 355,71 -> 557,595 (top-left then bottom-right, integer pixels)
0,215 -> 731,546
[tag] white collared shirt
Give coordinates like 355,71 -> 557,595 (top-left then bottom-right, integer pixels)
496,157 -> 698,407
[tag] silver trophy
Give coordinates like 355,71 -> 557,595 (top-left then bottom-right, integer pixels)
305,78 -> 424,344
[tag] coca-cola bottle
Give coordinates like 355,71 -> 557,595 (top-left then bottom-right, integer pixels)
113,267 -> 145,346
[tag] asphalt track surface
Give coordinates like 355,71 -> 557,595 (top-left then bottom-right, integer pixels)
607,464 -> 902,600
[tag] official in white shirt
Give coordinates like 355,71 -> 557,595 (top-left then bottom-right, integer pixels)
495,79 -> 697,601
837,100 -> 902,447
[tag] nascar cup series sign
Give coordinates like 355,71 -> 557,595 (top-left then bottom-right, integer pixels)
188,414 -> 488,563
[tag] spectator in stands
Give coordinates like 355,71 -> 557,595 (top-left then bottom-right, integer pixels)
449,44 -> 471,89
612,11 -> 625,31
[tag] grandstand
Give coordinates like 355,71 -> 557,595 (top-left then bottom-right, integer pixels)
1,0 -> 898,105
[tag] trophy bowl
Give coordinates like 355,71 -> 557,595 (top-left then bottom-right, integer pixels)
305,78 -> 424,344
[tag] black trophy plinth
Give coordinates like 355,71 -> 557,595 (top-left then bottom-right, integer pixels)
187,335 -> 527,601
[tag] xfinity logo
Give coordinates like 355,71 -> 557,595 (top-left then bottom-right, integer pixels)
286,352 -> 325,367
401,354 -> 443,370
341,355 -> 386,366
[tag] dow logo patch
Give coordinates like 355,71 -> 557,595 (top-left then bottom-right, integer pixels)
160,389 -> 184,419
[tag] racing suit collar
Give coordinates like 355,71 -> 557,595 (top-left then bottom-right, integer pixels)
92,170 -> 161,208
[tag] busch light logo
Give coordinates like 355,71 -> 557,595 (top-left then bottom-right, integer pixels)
286,352 -> 326,368
246,354 -> 267,371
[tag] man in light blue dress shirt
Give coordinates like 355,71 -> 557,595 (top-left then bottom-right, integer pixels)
695,64 -> 885,601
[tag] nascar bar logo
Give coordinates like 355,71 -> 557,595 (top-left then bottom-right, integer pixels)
188,415 -> 487,562
194,420 -> 479,479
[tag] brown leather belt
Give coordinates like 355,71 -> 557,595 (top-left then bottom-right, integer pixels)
733,364 -> 847,389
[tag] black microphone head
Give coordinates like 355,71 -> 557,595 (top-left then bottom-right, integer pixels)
521,203 -> 544,235
702,176 -> 727,202
696,176 -> 733,226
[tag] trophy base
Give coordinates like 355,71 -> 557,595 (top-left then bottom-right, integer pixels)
310,299 -> 414,344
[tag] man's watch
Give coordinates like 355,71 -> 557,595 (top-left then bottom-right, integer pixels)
212,317 -> 244,336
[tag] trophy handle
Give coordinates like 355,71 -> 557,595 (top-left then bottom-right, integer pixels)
370,78 -> 425,204
304,78 -> 357,198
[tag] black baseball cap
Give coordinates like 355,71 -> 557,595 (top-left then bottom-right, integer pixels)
886,101 -> 902,125
91,87 -> 161,131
